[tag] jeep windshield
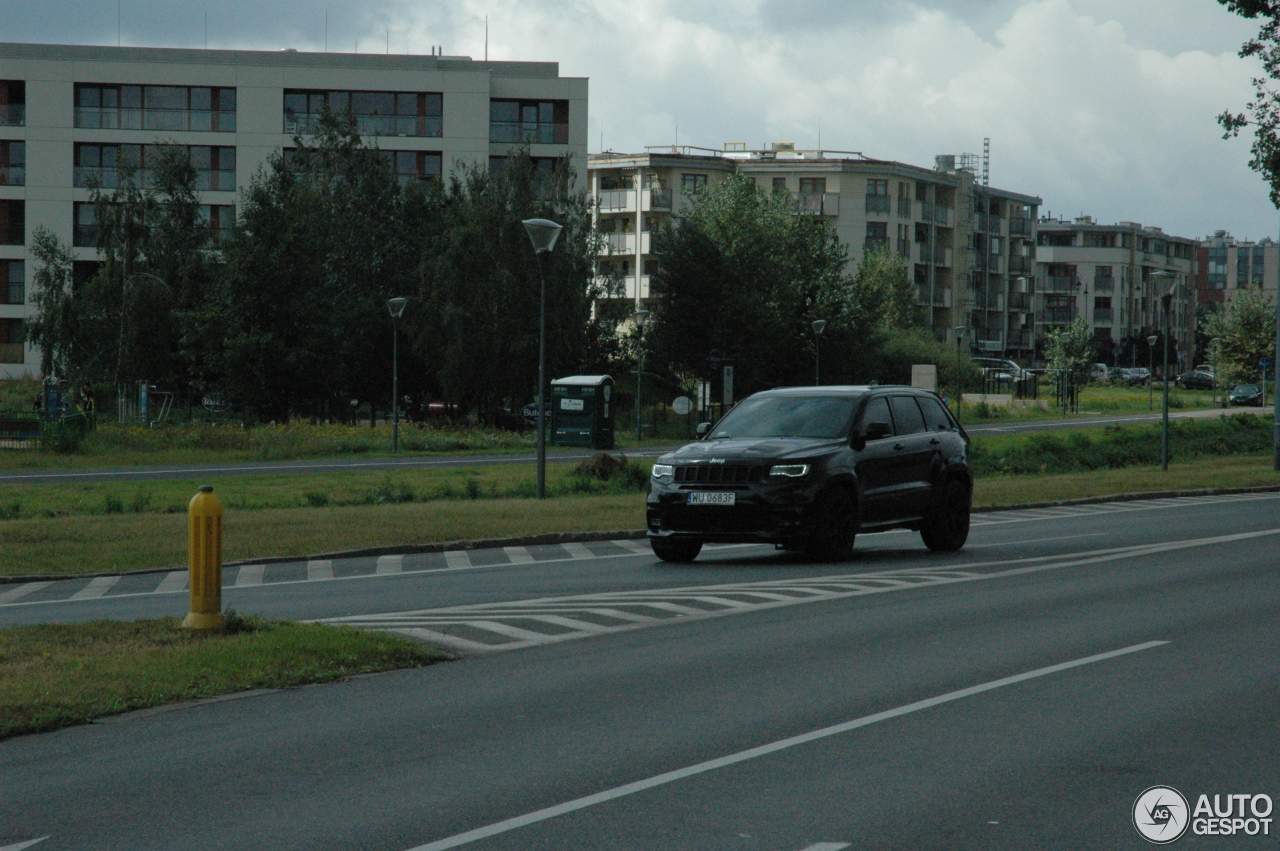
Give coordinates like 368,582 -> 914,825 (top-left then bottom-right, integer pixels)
708,394 -> 859,440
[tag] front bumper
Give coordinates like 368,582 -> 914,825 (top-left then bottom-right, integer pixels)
646,482 -> 822,545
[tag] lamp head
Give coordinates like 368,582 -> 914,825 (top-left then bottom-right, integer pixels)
387,297 -> 408,318
811,319 -> 827,336
1147,335 -> 1158,346
633,308 -> 650,330
522,218 -> 563,253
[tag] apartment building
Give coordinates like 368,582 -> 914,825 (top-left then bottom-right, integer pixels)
1035,216 -> 1197,369
0,42 -> 588,378
587,144 -> 1041,357
1197,230 -> 1279,310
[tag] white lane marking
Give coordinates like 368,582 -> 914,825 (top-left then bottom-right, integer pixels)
68,576 -> 121,601
611,539 -> 651,554
562,542 -> 595,560
966,533 -> 1107,549
503,546 -> 534,564
155,571 -> 188,594
392,628 -> 495,653
523,614 -> 610,633
0,581 -> 51,605
376,555 -> 403,575
462,620 -> 552,641
586,607 -> 658,624
445,550 -> 472,570
307,560 -> 334,581
797,844 -> 851,851
402,642 -> 1169,851
234,564 -> 265,587
0,838 -> 50,851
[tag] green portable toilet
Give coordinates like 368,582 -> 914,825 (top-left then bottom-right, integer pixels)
550,375 -> 615,449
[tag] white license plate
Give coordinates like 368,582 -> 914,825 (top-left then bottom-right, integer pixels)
688,491 -> 736,506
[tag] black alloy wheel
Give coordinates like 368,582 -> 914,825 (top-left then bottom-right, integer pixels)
651,537 -> 703,563
920,477 -> 971,552
804,487 -> 857,562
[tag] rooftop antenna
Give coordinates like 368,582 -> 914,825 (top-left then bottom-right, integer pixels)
325,10 -> 328,52
485,15 -> 488,61
117,0 -> 121,46
386,28 -> 389,54
204,12 -> 207,49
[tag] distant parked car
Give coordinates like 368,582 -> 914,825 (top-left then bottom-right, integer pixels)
1176,370 -> 1215,391
1025,360 -> 1048,377
1121,367 -> 1151,386
1089,363 -> 1109,382
972,357 -> 1031,382
1229,384 -> 1264,406
1107,367 -> 1127,382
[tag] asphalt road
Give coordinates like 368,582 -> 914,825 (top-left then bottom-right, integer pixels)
0,407 -> 1258,485
2,491 -> 1279,849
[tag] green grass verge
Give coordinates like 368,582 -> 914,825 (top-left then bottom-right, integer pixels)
957,383 -> 1219,424
0,612 -> 445,740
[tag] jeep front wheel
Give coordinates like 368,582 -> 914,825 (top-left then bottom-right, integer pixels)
805,487 -> 857,562
920,477 -> 971,552
650,537 -> 703,563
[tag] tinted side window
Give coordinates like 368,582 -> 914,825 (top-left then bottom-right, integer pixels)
861,397 -> 892,436
917,396 -> 955,432
889,396 -> 927,435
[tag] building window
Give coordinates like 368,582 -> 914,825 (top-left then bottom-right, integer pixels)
0,318 -> 23,364
285,90 -> 442,138
866,179 -> 888,196
0,141 -> 22,186
0,259 -> 22,305
680,173 -> 707,194
198,204 -> 236,243
73,261 -> 101,292
75,84 -> 236,132
75,143 -> 236,191
381,150 -> 443,186
865,221 -> 888,251
73,202 -> 98,247
771,177 -> 787,193
800,178 -> 826,196
1083,232 -> 1113,248
0,80 -> 24,126
488,99 -> 568,144
0,200 -> 22,245
488,155 -> 561,178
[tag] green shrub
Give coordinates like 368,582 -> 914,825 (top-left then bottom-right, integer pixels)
303,491 -> 330,507
102,494 -> 124,514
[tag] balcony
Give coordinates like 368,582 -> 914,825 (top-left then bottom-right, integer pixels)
1093,277 -> 1115,293
74,167 -> 235,192
1092,308 -> 1114,325
1043,275 -> 1079,292
975,292 -> 1003,311
0,342 -> 22,364
489,120 -> 568,145
1008,292 -> 1031,311
647,188 -> 672,210
932,205 -> 952,226
864,194 -> 890,214
285,113 -> 442,138
0,166 -> 22,186
864,237 -> 889,254
598,189 -> 634,212
1008,329 -> 1033,348
1008,255 -> 1031,275
1010,216 -> 1032,237
897,196 -> 911,217
896,238 -> 910,259
916,285 -> 951,307
932,246 -> 953,267
799,193 -> 840,215
76,107 -> 236,133
602,232 -> 650,255
0,104 -> 23,126
1039,308 -> 1074,324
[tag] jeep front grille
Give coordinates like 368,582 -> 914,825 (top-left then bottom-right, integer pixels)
674,464 -> 766,485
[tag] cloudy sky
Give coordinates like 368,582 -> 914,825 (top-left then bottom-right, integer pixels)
4,0 -> 1275,241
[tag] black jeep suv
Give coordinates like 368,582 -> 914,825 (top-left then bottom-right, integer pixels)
646,385 -> 972,562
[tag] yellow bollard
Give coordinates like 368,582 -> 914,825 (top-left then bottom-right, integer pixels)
182,485 -> 225,630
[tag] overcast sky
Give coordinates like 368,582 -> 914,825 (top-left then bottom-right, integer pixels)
4,0 -> 1275,241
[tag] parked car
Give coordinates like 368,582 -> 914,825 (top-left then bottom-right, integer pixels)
1176,370 -> 1215,391
971,357 -> 1030,382
1025,360 -> 1048,377
646,385 -> 973,562
1089,363 -> 1109,382
1107,367 -> 1127,382
1229,384 -> 1265,406
1121,367 -> 1151,386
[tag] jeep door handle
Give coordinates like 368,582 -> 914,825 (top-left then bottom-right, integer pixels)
929,438 -> 941,445
893,443 -> 905,451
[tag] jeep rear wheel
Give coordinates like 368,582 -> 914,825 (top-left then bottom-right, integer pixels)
920,477 -> 971,552
650,537 -> 703,563
805,487 -> 857,562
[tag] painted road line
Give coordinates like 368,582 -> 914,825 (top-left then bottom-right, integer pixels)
503,546 -> 535,565
402,642 -> 1169,851
585,607 -> 659,624
0,838 -> 50,851
155,571 -> 188,594
967,532 -> 1107,549
68,576 -> 121,601
797,844 -> 851,851
461,620 -> 554,641
0,582 -> 51,605
562,542 -> 595,560
523,614 -> 611,633
445,550 -> 471,570
235,564 -> 265,587
393,628 -> 499,653
307,560 -> 334,581
376,555 -> 403,575
611,539 -> 651,554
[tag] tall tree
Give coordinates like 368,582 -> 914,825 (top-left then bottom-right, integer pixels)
411,154 -> 610,419
1219,1 -> 1280,204
1201,286 -> 1277,386
25,227 -> 78,380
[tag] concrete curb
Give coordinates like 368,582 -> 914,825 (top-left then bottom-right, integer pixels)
4,484 -> 1278,586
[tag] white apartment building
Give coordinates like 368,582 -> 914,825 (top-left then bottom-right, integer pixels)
1035,216 -> 1197,368
588,144 -> 1041,357
0,42 -> 588,378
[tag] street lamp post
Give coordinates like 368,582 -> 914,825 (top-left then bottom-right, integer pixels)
634,308 -> 650,441
522,218 -> 563,500
1146,334 -> 1157,412
954,325 -> 966,414
387,297 -> 408,452
1210,337 -> 1221,408
1151,271 -> 1178,471
812,319 -> 827,385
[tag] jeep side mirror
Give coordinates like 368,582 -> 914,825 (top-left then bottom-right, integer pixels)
696,422 -> 712,437
863,421 -> 892,440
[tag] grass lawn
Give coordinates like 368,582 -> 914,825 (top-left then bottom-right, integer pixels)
957,383 -> 1221,425
0,612 -> 445,740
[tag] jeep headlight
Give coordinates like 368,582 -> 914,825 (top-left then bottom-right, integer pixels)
769,464 -> 810,478
651,464 -> 674,482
